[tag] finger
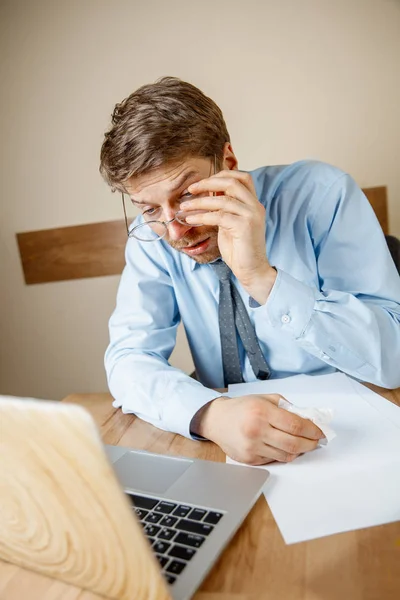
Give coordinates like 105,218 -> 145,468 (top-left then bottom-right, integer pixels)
259,444 -> 300,464
228,446 -> 299,466
269,405 -> 324,440
185,210 -> 241,229
242,455 -> 276,466
180,195 -> 249,216
211,170 -> 256,194
227,453 -> 275,466
266,426 -> 319,455
188,175 -> 256,205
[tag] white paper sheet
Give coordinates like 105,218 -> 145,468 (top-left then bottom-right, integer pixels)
226,373 -> 400,544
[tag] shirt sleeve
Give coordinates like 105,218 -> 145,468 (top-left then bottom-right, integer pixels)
105,238 -> 222,438
251,173 -> 400,389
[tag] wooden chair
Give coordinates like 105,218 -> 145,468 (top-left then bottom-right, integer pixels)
16,187 -> 391,285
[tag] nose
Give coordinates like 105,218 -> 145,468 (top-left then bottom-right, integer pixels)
167,217 -> 192,241
163,205 -> 192,241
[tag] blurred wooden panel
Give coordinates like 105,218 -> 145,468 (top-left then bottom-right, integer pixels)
0,398 -> 170,600
17,220 -> 127,285
16,187 -> 388,285
362,186 -> 389,235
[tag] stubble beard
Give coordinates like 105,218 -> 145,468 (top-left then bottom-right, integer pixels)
167,226 -> 220,264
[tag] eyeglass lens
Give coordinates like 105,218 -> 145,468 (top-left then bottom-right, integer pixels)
129,210 -> 208,241
125,155 -> 217,241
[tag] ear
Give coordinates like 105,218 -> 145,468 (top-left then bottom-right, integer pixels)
222,142 -> 239,171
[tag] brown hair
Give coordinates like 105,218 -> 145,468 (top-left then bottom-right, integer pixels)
99,77 -> 230,191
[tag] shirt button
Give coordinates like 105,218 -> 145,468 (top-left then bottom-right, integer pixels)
321,352 -> 330,360
281,314 -> 291,324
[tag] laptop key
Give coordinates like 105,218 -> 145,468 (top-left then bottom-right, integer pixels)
204,511 -> 223,525
145,512 -> 163,524
134,508 -> 149,521
169,545 -> 196,561
144,524 -> 161,537
187,508 -> 207,521
158,527 -> 177,541
154,501 -> 177,514
128,494 -> 158,510
165,574 -> 177,585
153,540 -> 171,555
155,554 -> 169,568
174,532 -> 205,548
166,560 -> 187,575
173,504 -> 191,518
175,519 -> 214,536
160,515 -> 178,527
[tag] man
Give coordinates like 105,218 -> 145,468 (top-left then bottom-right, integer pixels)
100,77 -> 400,465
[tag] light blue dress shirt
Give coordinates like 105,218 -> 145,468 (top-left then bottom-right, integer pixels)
105,160 -> 400,438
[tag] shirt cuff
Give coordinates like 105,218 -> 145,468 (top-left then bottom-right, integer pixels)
161,380 -> 223,440
250,268 -> 316,339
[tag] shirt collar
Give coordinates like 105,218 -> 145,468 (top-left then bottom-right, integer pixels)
189,255 -> 222,271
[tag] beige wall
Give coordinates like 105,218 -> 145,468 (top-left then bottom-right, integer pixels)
1,0 -> 399,400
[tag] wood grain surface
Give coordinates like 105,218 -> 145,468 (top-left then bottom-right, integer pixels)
16,219 -> 127,284
1,385 -> 399,600
363,186 -> 389,235
0,398 -> 170,600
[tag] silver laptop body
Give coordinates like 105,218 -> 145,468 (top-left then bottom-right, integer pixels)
105,445 -> 269,600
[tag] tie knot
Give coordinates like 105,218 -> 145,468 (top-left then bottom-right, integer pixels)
211,259 -> 232,281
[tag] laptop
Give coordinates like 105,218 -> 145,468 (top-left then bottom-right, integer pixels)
0,396 -> 269,600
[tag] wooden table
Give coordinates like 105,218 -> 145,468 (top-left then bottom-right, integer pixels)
1,384 -> 400,600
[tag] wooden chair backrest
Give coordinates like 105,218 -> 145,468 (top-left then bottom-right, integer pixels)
16,186 -> 389,285
0,396 -> 170,600
362,186 -> 389,236
16,219 -> 127,285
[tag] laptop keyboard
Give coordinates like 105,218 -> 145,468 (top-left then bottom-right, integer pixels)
126,493 -> 224,586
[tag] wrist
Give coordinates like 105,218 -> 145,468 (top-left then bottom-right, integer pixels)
241,263 -> 277,305
192,397 -> 228,441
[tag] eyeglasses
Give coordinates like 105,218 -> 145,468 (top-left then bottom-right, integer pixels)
122,155 -> 217,242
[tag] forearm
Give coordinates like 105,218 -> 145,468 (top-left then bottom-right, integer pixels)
106,351 -> 223,437
300,293 -> 400,388
257,269 -> 400,388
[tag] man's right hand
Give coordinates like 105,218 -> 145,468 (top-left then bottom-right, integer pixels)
194,394 -> 324,465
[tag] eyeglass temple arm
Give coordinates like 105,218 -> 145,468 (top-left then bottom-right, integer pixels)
122,194 -> 131,236
213,153 -> 217,196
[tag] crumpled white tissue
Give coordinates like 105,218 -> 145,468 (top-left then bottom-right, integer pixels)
278,398 -> 336,445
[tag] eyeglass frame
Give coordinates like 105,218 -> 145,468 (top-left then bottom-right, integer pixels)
121,154 -> 217,241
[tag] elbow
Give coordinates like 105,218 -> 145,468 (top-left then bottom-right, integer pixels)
380,375 -> 400,390
354,357 -> 400,390
378,353 -> 400,389
367,368 -> 400,391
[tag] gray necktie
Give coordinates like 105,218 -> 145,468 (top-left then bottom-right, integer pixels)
211,260 -> 271,386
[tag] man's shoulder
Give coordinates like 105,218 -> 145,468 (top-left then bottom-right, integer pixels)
250,159 -> 346,203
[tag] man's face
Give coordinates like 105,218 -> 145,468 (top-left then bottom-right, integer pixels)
125,157 -> 221,264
